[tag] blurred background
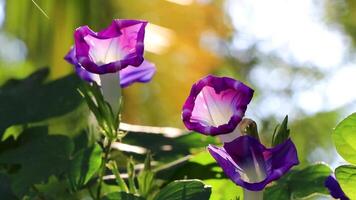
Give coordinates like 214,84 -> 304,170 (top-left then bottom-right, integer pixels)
2,0 -> 356,169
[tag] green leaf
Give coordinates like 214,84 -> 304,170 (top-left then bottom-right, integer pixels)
263,184 -> 289,200
127,157 -> 138,194
138,171 -> 155,198
289,163 -> 332,198
68,143 -> 102,191
138,152 -> 156,198
335,165 -> 356,199
103,192 -> 145,200
155,179 -> 211,200
332,113 -> 356,164
204,179 -> 242,200
107,160 -> 129,193
272,115 -> 290,146
0,68 -> 83,138
264,163 -> 332,199
0,127 -> 74,197
0,173 -> 17,200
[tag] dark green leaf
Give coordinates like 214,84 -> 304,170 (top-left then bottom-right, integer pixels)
332,113 -> 356,164
155,179 -> 211,200
335,165 -> 356,199
264,184 -> 289,200
103,192 -> 145,200
0,69 -> 83,137
264,163 -> 332,199
68,143 -> 102,191
0,173 -> 17,200
272,115 -> 290,146
0,127 -> 74,197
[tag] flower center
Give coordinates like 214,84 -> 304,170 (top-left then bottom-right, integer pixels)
84,35 -> 123,65
191,86 -> 236,127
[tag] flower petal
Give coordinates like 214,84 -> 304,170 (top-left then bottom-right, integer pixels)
65,46 -> 155,88
182,75 -> 253,135
119,60 -> 156,88
208,136 -> 299,191
325,175 -> 349,200
73,19 -> 147,74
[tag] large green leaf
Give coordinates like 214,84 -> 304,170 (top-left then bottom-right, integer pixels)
204,179 -> 242,200
264,163 -> 332,199
68,143 -> 102,191
0,68 -> 83,137
156,152 -> 241,200
333,113 -> 356,164
335,165 -> 356,199
154,179 -> 211,200
288,163 -> 332,198
103,192 -> 145,200
0,126 -> 74,197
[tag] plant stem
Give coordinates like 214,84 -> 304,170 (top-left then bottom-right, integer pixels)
99,72 -> 121,114
96,137 -> 113,199
243,189 -> 263,200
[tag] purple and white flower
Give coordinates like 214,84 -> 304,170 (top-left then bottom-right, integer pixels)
208,135 -> 299,191
325,175 -> 349,200
71,19 -> 147,74
182,75 -> 254,137
65,47 -> 156,88
65,19 -> 156,112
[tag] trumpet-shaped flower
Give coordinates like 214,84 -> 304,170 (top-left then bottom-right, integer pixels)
72,19 -> 146,74
208,135 -> 299,191
65,47 -> 155,88
182,75 -> 254,136
65,19 -> 156,112
325,175 -> 349,200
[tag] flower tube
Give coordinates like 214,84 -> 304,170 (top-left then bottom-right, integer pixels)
325,175 -> 349,200
182,75 -> 254,142
208,136 -> 299,200
65,19 -> 156,113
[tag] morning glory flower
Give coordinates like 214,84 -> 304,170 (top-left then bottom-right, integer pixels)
72,19 -> 147,74
182,75 -> 253,141
65,47 -> 156,88
65,19 -> 156,112
208,135 -> 299,191
325,175 -> 349,200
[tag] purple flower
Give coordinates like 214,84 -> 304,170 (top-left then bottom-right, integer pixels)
73,19 -> 146,74
182,75 -> 254,136
64,19 -> 156,88
208,135 -> 299,191
325,175 -> 349,200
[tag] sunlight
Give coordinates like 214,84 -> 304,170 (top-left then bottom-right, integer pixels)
145,23 -> 175,54
165,0 -> 194,5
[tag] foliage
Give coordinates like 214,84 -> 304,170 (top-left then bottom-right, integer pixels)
333,113 -> 356,164
271,115 -> 290,146
0,126 -> 74,197
68,143 -> 102,191
155,179 -> 211,200
264,163 -> 332,199
335,165 -> 356,199
0,68 -> 83,138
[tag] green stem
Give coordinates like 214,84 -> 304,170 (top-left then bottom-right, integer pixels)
96,138 -> 113,199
